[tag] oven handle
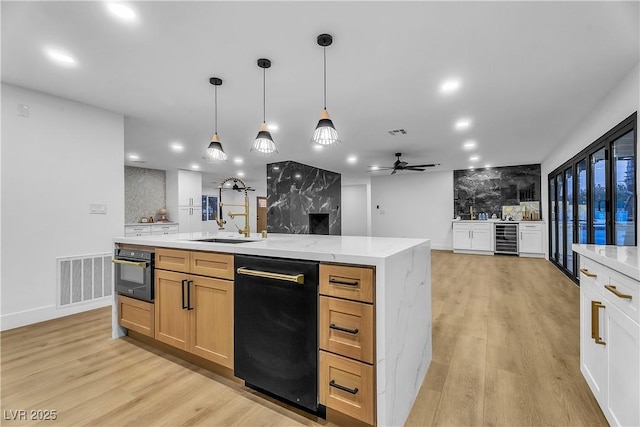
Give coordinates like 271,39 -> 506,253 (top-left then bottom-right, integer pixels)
237,267 -> 304,284
112,259 -> 148,268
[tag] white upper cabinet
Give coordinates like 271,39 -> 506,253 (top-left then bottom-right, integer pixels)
166,169 -> 202,207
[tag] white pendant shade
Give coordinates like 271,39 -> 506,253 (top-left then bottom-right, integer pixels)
251,122 -> 277,155
311,108 -> 341,147
204,134 -> 228,162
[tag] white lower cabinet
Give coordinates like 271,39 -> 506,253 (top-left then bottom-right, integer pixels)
518,222 -> 543,256
579,258 -> 640,427
125,223 -> 178,237
452,222 -> 492,253
176,206 -> 202,233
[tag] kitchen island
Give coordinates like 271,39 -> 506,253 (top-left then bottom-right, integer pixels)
113,232 -> 431,427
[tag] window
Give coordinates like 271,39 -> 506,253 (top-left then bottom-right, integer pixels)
548,112 -> 637,283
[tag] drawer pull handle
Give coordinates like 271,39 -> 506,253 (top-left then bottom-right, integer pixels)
605,285 -> 632,300
329,324 -> 359,335
329,380 -> 359,395
591,300 -> 606,346
237,267 -> 304,284
580,268 -> 597,278
329,278 -> 359,287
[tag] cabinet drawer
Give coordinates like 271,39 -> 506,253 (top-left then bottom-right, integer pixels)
118,295 -> 154,337
519,222 -> 542,231
151,224 -> 179,234
190,251 -> 234,280
320,296 -> 374,364
320,264 -> 374,303
124,225 -> 151,236
320,351 -> 375,425
156,248 -> 190,273
579,257 -> 606,294
606,271 -> 639,323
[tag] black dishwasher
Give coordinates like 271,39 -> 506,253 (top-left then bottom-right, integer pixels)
234,254 -> 320,414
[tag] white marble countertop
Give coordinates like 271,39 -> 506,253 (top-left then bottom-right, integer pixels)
114,231 -> 430,265
573,244 -> 640,281
452,219 -> 545,224
125,222 -> 178,226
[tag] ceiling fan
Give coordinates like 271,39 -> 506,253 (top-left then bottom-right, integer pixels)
369,153 -> 439,175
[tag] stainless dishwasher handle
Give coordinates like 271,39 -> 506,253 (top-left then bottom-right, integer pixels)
112,259 -> 147,268
237,267 -> 304,284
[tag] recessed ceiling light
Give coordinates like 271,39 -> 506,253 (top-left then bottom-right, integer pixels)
347,156 -> 357,164
106,3 -> 136,22
191,164 -> 200,170
170,142 -> 184,152
439,78 -> 461,94
233,157 -> 244,165
237,171 -> 245,177
371,165 -> 380,171
469,166 -> 475,170
484,164 -> 491,168
268,123 -> 278,131
469,156 -> 480,162
454,118 -> 472,131
462,140 -> 477,150
128,154 -> 139,160
44,48 -> 77,67
313,145 -> 323,151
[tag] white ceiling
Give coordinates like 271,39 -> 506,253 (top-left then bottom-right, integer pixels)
2,1 -> 639,188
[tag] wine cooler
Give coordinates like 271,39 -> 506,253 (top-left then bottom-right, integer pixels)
494,223 -> 519,255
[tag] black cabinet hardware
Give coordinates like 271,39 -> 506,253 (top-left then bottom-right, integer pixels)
187,280 -> 193,310
329,324 -> 359,334
181,279 -> 188,309
329,380 -> 359,395
329,278 -> 359,286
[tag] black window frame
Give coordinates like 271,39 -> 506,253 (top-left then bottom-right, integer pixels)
548,112 -> 637,283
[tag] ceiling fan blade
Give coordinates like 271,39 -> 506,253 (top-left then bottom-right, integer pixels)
407,163 -> 439,168
391,169 -> 397,175
404,167 -> 426,171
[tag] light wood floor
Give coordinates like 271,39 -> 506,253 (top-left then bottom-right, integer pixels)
1,251 -> 608,426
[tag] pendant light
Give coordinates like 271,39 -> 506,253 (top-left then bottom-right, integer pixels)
250,58 -> 277,155
311,33 -> 341,147
204,77 -> 228,162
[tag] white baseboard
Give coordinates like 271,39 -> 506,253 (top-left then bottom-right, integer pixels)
431,244 -> 453,251
1,297 -> 112,331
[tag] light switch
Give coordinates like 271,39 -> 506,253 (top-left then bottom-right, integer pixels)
89,203 -> 107,214
17,104 -> 29,118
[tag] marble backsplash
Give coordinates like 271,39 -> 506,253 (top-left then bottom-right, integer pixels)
454,164 -> 541,219
125,166 -> 166,223
266,161 -> 341,234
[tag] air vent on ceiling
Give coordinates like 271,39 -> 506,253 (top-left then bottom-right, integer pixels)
387,129 -> 407,136
131,160 -> 147,164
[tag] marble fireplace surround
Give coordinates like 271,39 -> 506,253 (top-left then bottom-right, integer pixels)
266,160 -> 341,234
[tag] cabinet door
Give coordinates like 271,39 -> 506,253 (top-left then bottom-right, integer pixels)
470,227 -> 491,251
179,170 -> 202,206
155,270 -> 189,350
189,276 -> 234,368
604,303 -> 639,427
452,226 -> 471,250
520,230 -> 542,253
580,284 -> 607,403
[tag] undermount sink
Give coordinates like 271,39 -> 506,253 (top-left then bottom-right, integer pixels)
191,238 -> 254,244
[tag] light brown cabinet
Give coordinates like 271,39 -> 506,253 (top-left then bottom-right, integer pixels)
154,249 -> 234,369
118,294 -> 154,337
319,263 -> 376,425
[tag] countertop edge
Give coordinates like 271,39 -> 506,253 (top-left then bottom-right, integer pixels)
573,244 -> 640,281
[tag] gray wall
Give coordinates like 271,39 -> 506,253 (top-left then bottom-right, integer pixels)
267,161 -> 341,234
124,166 -> 166,223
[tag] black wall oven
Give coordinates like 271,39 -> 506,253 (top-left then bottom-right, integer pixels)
113,248 -> 155,302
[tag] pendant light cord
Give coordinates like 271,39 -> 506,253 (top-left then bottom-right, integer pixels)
263,67 -> 266,123
323,46 -> 327,110
214,85 -> 218,134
